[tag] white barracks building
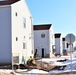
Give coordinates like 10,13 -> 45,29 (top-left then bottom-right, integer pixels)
34,24 -> 55,58
55,33 -> 63,55
0,0 -> 34,65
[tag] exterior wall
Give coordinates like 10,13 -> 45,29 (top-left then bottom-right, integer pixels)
60,37 -> 63,55
55,37 -> 63,55
73,41 -> 76,51
62,41 -> 67,50
55,38 -> 60,54
34,30 -> 49,57
63,41 -> 65,50
67,44 -> 74,53
11,0 -> 34,63
49,26 -> 55,56
0,6 -> 12,65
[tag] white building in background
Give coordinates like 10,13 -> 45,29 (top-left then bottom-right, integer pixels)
62,37 -> 67,50
0,0 -> 34,65
34,24 -> 55,58
55,33 -> 63,55
73,41 -> 76,51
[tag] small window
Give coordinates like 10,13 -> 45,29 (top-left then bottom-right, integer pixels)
24,23 -> 26,28
24,36 -> 25,39
15,12 -> 17,16
31,50 -> 33,54
52,34 -> 53,39
67,43 -> 69,48
23,42 -> 27,49
16,37 -> 18,41
41,33 -> 45,38
23,18 -> 26,28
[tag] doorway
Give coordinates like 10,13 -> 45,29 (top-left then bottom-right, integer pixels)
42,48 -> 44,58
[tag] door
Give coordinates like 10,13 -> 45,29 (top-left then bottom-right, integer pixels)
42,48 -> 44,58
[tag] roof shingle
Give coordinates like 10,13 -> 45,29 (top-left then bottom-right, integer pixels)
0,0 -> 20,5
33,24 -> 52,30
62,38 -> 65,41
55,33 -> 61,38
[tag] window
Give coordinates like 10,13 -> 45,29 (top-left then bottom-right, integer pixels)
41,33 -> 45,38
67,43 -> 69,48
31,50 -> 33,54
24,36 -> 25,39
16,37 -> 18,41
22,56 -> 24,63
23,42 -> 27,49
15,12 -> 17,16
52,34 -> 53,38
23,18 -> 26,28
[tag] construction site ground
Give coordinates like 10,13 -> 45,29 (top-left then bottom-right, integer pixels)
0,55 -> 76,75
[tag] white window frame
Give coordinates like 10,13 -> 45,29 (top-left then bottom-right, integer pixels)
23,42 -> 27,49
23,17 -> 26,28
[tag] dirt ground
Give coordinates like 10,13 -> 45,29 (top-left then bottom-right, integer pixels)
0,71 -> 76,75
39,71 -> 76,75
0,59 -> 76,75
0,72 -> 16,75
35,59 -> 56,71
50,71 -> 76,75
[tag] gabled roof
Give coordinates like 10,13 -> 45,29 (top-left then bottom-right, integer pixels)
33,24 -> 52,30
0,0 -> 20,5
62,38 -> 65,41
55,33 -> 61,38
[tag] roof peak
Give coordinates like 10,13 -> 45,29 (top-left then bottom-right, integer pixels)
33,24 -> 52,30
34,24 -> 52,26
55,33 -> 61,38
0,0 -> 20,5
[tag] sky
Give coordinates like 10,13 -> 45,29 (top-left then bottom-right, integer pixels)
26,0 -> 76,37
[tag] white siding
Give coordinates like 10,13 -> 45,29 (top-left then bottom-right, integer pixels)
34,30 -> 49,57
60,37 -> 63,54
55,37 -> 63,55
63,41 -> 65,50
0,0 -> 34,64
55,38 -> 60,54
11,0 -> 34,63
0,6 -> 12,64
49,26 -> 55,55
63,41 -> 67,50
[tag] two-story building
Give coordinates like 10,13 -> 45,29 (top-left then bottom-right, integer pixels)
33,24 -> 55,58
0,0 -> 34,65
55,33 -> 63,55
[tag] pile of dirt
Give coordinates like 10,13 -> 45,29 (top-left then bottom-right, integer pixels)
35,60 -> 56,71
0,72 -> 16,75
0,73 -> 10,75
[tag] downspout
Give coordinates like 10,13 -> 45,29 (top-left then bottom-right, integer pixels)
30,16 -> 34,57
